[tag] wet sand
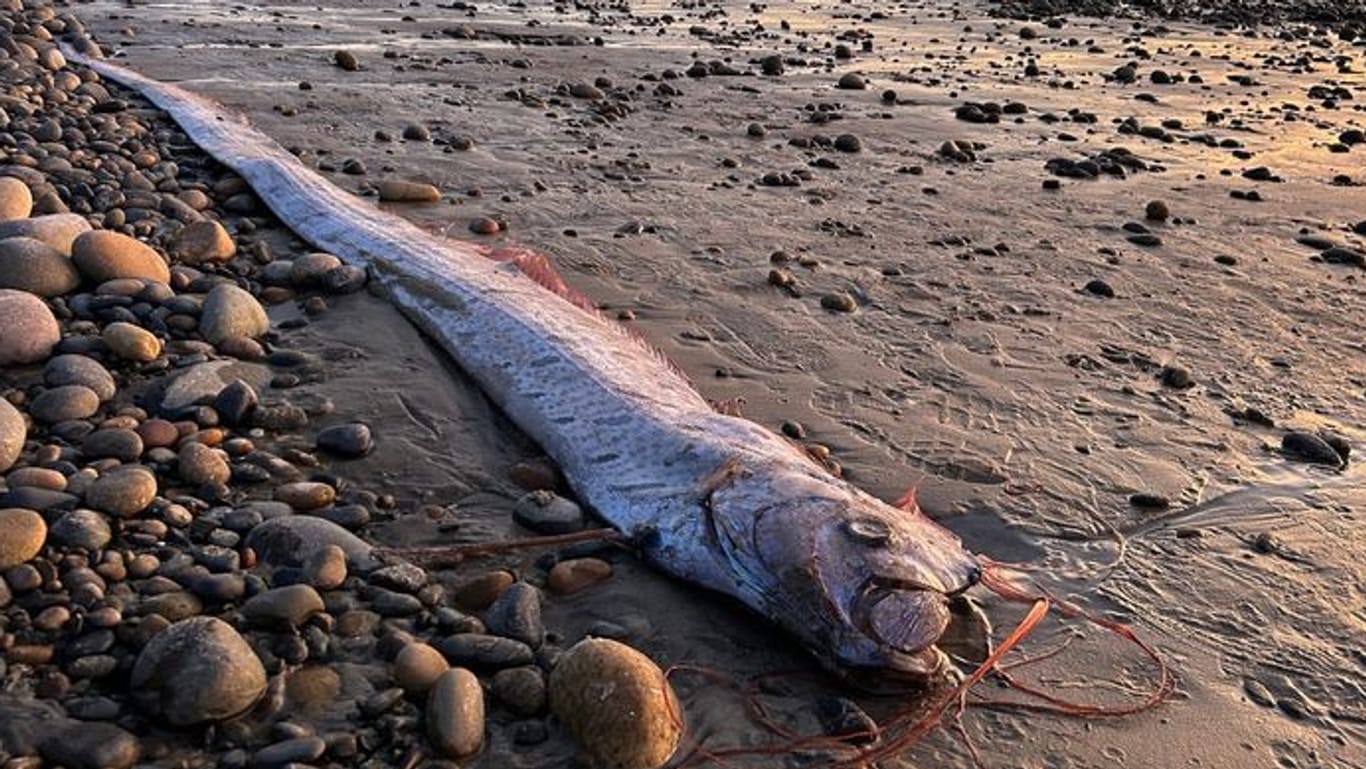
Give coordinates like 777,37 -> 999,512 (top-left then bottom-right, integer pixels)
72,1 -> 1366,766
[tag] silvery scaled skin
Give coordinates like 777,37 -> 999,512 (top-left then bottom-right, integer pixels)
70,47 -> 982,684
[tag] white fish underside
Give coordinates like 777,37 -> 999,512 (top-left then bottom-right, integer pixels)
66,49 -> 828,597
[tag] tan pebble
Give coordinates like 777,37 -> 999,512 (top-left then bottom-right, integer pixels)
549,638 -> 682,769
547,558 -> 614,595
0,288 -> 60,365
0,508 -> 47,569
426,668 -> 484,759
103,322 -> 162,363
172,220 -> 236,265
71,230 -> 171,284
0,177 -> 34,221
394,642 -> 450,695
302,544 -> 347,590
452,569 -> 515,611
0,398 -> 27,473
6,467 -> 67,491
377,180 -> 441,203
275,481 -> 336,511
6,644 -> 55,666
136,418 -> 180,448
85,466 -> 158,518
177,441 -> 230,486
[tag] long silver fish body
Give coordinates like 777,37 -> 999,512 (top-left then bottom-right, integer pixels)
69,48 -> 982,683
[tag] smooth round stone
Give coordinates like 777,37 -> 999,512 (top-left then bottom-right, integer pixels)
6,467 -> 66,491
512,490 -> 584,535
491,666 -> 547,716
252,737 -> 325,769
178,441 -> 230,486
426,668 -> 484,760
377,180 -> 440,203
547,558 -> 614,595
549,638 -> 682,769
484,582 -> 544,648
49,508 -> 112,551
0,237 -> 81,296
0,508 -> 46,569
30,385 -> 100,423
290,253 -> 343,287
72,230 -> 171,284
85,466 -> 158,517
172,220 -> 236,265
394,642 -> 450,695
0,288 -> 60,365
131,616 -> 268,726
40,722 -> 141,769
102,321 -> 163,363
315,422 -> 373,458
137,418 -> 181,448
275,481 -> 335,511
436,635 -> 534,670
143,591 -> 205,621
0,177 -> 34,221
82,428 -> 144,462
0,213 -> 91,254
243,584 -> 325,628
302,543 -> 347,590
0,397 -> 25,472
45,354 -> 116,401
452,570 -> 515,611
215,378 -> 259,426
200,284 -> 268,344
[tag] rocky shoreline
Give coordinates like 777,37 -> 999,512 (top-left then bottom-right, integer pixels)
987,0 -> 1366,37
0,4 -> 683,769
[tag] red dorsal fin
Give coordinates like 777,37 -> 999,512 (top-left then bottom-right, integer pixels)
486,245 -> 598,313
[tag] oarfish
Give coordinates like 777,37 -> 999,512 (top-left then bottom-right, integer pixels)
66,47 -> 982,684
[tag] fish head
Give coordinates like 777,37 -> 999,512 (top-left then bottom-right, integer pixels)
711,468 -> 980,686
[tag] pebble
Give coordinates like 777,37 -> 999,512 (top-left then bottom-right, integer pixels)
173,220 -> 237,265
453,569 -> 515,610
131,616 -> 268,725
0,237 -> 81,296
243,584 -> 326,628
394,642 -> 450,695
1083,278 -> 1115,298
0,288 -> 60,365
102,321 -> 162,363
469,217 -> 502,235
334,50 -> 360,70
484,582 -> 545,648
316,422 -> 373,458
1145,200 -> 1170,221
0,177 -> 34,221
30,385 -> 100,423
252,737 -> 325,769
1160,365 -> 1194,389
512,490 -> 584,534
302,544 -> 348,589
40,722 -> 141,769
1281,432 -> 1345,467
0,398 -> 25,472
275,481 -> 336,510
547,558 -> 614,595
85,466 -> 158,517
0,508 -> 46,569
83,428 -> 144,462
290,252 -> 343,286
50,509 -> 113,550
162,360 -> 270,413
549,638 -> 682,769
837,72 -> 866,89
426,668 -> 485,759
71,230 -> 171,284
178,440 -> 231,486
491,666 -> 546,716
45,355 -> 116,401
201,284 -> 269,344
437,634 -> 535,670
820,292 -> 857,312
377,180 -> 441,203
0,213 -> 91,254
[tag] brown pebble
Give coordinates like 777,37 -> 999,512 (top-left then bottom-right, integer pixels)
452,570 -> 515,611
469,217 -> 502,236
547,558 -> 614,595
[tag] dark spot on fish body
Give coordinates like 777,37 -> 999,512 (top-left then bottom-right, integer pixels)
590,453 -> 621,464
550,415 -> 576,425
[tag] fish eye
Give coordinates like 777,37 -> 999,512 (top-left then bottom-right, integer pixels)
843,518 -> 891,546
